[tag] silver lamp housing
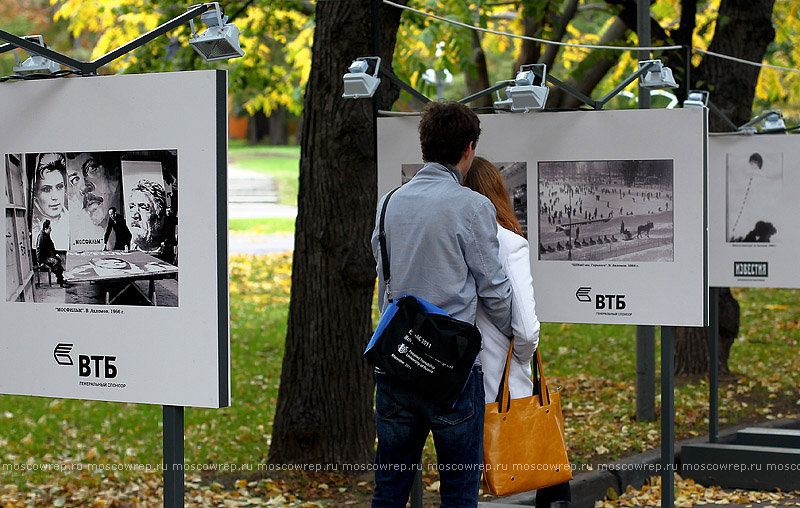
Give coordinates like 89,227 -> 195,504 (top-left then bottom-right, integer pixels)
189,3 -> 245,62
342,57 -> 381,99
638,60 -> 679,90
508,64 -> 549,112
13,35 -> 60,75
762,111 -> 786,133
683,90 -> 709,108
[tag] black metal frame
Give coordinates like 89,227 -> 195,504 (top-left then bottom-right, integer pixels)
0,4 -> 211,75
457,61 -> 659,110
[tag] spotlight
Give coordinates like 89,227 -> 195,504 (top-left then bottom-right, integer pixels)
342,57 -> 381,99
508,64 -> 549,112
12,36 -> 60,75
493,86 -> 513,110
683,90 -> 709,108
188,2 -> 245,62
638,60 -> 678,90
762,111 -> 786,133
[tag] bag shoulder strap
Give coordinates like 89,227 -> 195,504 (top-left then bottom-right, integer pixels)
497,340 -> 549,413
379,187 -> 400,303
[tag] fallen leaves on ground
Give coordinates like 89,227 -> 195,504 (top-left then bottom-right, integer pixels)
0,472 -> 376,508
596,474 -> 800,508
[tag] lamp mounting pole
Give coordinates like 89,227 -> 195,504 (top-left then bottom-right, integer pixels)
635,0 -> 657,429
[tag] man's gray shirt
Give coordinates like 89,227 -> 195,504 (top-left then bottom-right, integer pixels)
371,162 -> 513,336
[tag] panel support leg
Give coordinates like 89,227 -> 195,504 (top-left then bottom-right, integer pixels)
164,405 -> 184,508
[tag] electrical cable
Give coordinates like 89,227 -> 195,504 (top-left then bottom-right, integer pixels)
382,0 -> 682,52
382,0 -> 800,74
0,69 -> 79,83
693,48 -> 800,74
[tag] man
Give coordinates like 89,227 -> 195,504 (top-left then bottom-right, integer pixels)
160,205 -> 178,264
36,220 -> 66,287
67,153 -> 122,247
127,179 -> 167,252
370,101 -> 513,507
104,207 -> 131,251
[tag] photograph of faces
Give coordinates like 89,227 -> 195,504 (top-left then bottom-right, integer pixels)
725,152 -> 783,243
400,162 -> 528,237
497,162 -> 527,238
400,163 -> 423,184
537,160 -> 674,262
121,160 -> 172,254
5,150 -> 178,306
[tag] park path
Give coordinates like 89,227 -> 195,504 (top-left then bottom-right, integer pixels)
228,164 -> 296,255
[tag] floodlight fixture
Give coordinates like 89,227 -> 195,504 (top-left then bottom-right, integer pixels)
508,64 -> 549,112
493,86 -> 513,110
12,35 -> 60,75
762,111 -> 786,133
188,2 -> 245,62
683,90 -> 709,108
638,59 -> 678,90
342,57 -> 381,99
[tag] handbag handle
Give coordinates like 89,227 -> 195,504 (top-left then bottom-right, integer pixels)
496,340 -> 550,414
378,187 -> 400,303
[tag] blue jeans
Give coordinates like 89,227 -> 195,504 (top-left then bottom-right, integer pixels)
372,366 -> 485,508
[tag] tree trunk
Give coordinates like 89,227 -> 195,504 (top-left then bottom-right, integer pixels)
539,0 -> 580,71
692,0 -> 777,130
675,288 -> 740,375
464,31 -> 492,109
268,0 -> 407,467
268,106 -> 288,146
673,0 -> 775,374
548,18 -> 628,108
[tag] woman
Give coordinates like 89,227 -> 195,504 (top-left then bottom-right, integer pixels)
464,156 -> 539,401
464,156 -> 571,508
32,153 -> 70,251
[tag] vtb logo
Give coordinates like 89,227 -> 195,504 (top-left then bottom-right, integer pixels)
54,343 -> 74,366
575,287 -> 592,303
53,343 -> 118,378
576,287 -> 627,310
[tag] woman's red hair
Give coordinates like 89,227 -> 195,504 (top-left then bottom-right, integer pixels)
464,156 -> 524,238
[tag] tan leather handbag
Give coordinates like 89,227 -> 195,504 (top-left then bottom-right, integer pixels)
483,341 -> 573,496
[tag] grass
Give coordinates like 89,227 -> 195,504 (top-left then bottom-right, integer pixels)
2,144 -> 799,500
230,218 -> 296,235
2,252 -> 797,494
228,143 -> 300,206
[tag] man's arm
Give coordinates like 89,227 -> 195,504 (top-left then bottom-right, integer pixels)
104,219 -> 113,244
371,195 -> 388,314
465,200 -> 513,335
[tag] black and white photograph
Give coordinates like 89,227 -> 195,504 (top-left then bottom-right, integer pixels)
708,135 -> 799,289
5,150 -> 179,306
537,160 -> 674,262
1,70 -> 228,408
379,109 -> 706,327
400,163 -> 423,184
725,151 -> 783,243
497,162 -> 527,237
6,153 -> 35,303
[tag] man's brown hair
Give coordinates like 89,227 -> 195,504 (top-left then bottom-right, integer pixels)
418,101 -> 480,166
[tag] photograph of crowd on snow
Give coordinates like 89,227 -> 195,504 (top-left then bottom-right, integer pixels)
538,159 -> 674,262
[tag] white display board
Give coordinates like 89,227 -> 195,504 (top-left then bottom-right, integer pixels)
708,133 -> 800,288
378,108 -> 707,326
1,70 -> 230,408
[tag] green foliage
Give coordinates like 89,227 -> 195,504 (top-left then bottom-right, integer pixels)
48,0 -> 313,116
